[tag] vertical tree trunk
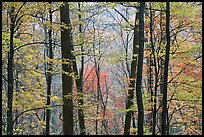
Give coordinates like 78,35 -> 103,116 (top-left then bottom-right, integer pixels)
92,22 -> 101,135
149,3 -> 159,135
72,29 -> 86,134
74,46 -> 86,136
124,11 -> 139,135
158,10 -> 165,135
135,2 -> 145,135
96,65 -> 100,135
148,3 -> 154,134
74,3 -> 86,135
132,112 -> 136,134
60,2 -> 73,135
7,6 -> 15,135
14,66 -> 19,132
145,53 -> 154,133
42,12 -> 48,135
46,2 -> 53,135
158,61 -> 164,134
161,2 -> 170,135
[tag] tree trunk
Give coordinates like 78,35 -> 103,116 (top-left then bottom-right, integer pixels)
46,2 -> 53,135
7,6 -> 15,135
91,22 -> 102,135
96,65 -> 100,135
148,4 -> 154,134
72,29 -> 86,135
60,2 -> 73,135
135,2 -> 145,135
158,58 -> 164,134
132,112 -> 136,135
123,10 -> 139,135
158,10 -> 165,135
161,2 -> 170,135
149,3 -> 159,135
14,66 -> 19,132
73,3 -> 86,135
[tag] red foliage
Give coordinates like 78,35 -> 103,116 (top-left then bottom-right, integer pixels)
83,66 -> 110,94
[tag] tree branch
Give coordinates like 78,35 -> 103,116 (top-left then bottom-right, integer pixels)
113,8 -> 134,29
12,104 -> 62,126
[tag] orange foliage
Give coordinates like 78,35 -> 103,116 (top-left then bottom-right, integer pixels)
83,66 -> 110,94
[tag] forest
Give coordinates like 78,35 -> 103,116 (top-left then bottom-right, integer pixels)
2,2 -> 202,135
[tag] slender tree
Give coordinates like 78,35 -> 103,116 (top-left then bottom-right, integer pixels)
7,6 -> 15,135
45,2 -> 53,135
76,2 -> 86,135
158,8 -> 165,135
92,21 -> 101,135
123,9 -> 139,135
135,2 -> 145,135
71,2 -> 86,135
60,2 -> 73,135
149,3 -> 160,135
161,2 -> 170,135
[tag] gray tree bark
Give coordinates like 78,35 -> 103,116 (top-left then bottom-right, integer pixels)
46,2 -> 53,135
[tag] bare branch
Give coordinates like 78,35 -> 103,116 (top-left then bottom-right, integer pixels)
113,8 -> 134,29
12,104 -> 62,126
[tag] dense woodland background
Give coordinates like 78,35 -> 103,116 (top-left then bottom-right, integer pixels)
2,2 -> 202,135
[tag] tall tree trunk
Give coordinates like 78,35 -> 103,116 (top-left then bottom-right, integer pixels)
60,2 -> 73,135
96,65 -> 100,135
158,60 -> 164,134
42,12 -> 48,135
73,2 -> 86,135
145,53 -> 154,133
135,2 -> 145,135
46,2 -> 53,135
77,53 -> 86,134
72,28 -> 86,135
149,3 -> 159,135
161,2 -> 170,135
132,112 -> 136,135
123,10 -> 139,135
148,3 -> 154,134
92,22 -> 101,135
158,9 -> 165,135
7,6 -> 15,135
14,66 -> 19,132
